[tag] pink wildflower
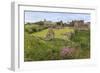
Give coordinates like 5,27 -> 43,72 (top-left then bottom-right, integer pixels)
60,47 -> 75,57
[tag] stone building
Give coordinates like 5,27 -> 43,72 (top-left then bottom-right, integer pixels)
70,20 -> 90,30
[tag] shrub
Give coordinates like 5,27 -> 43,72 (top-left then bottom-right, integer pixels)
25,24 -> 48,34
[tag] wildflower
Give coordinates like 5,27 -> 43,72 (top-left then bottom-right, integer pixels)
60,47 -> 75,58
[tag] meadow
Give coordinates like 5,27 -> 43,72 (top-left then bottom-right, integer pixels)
24,23 -> 90,61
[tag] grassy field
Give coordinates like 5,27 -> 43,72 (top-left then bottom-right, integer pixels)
32,27 -> 74,39
24,25 -> 90,61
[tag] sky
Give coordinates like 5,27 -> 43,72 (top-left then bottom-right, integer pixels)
24,11 -> 91,23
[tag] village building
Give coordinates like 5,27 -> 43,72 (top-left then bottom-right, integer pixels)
70,20 -> 90,30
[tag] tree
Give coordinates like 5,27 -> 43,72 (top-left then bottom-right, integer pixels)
35,21 -> 44,26
56,20 -> 64,27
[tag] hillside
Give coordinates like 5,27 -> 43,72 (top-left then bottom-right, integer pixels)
32,27 -> 74,40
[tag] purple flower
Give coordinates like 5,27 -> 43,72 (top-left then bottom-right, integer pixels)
60,47 -> 75,57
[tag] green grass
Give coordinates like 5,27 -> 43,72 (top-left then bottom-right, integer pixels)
70,30 -> 90,58
24,26 -> 90,61
32,27 -> 74,39
24,33 -> 67,61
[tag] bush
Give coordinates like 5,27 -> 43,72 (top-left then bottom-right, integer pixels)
24,24 -> 48,34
